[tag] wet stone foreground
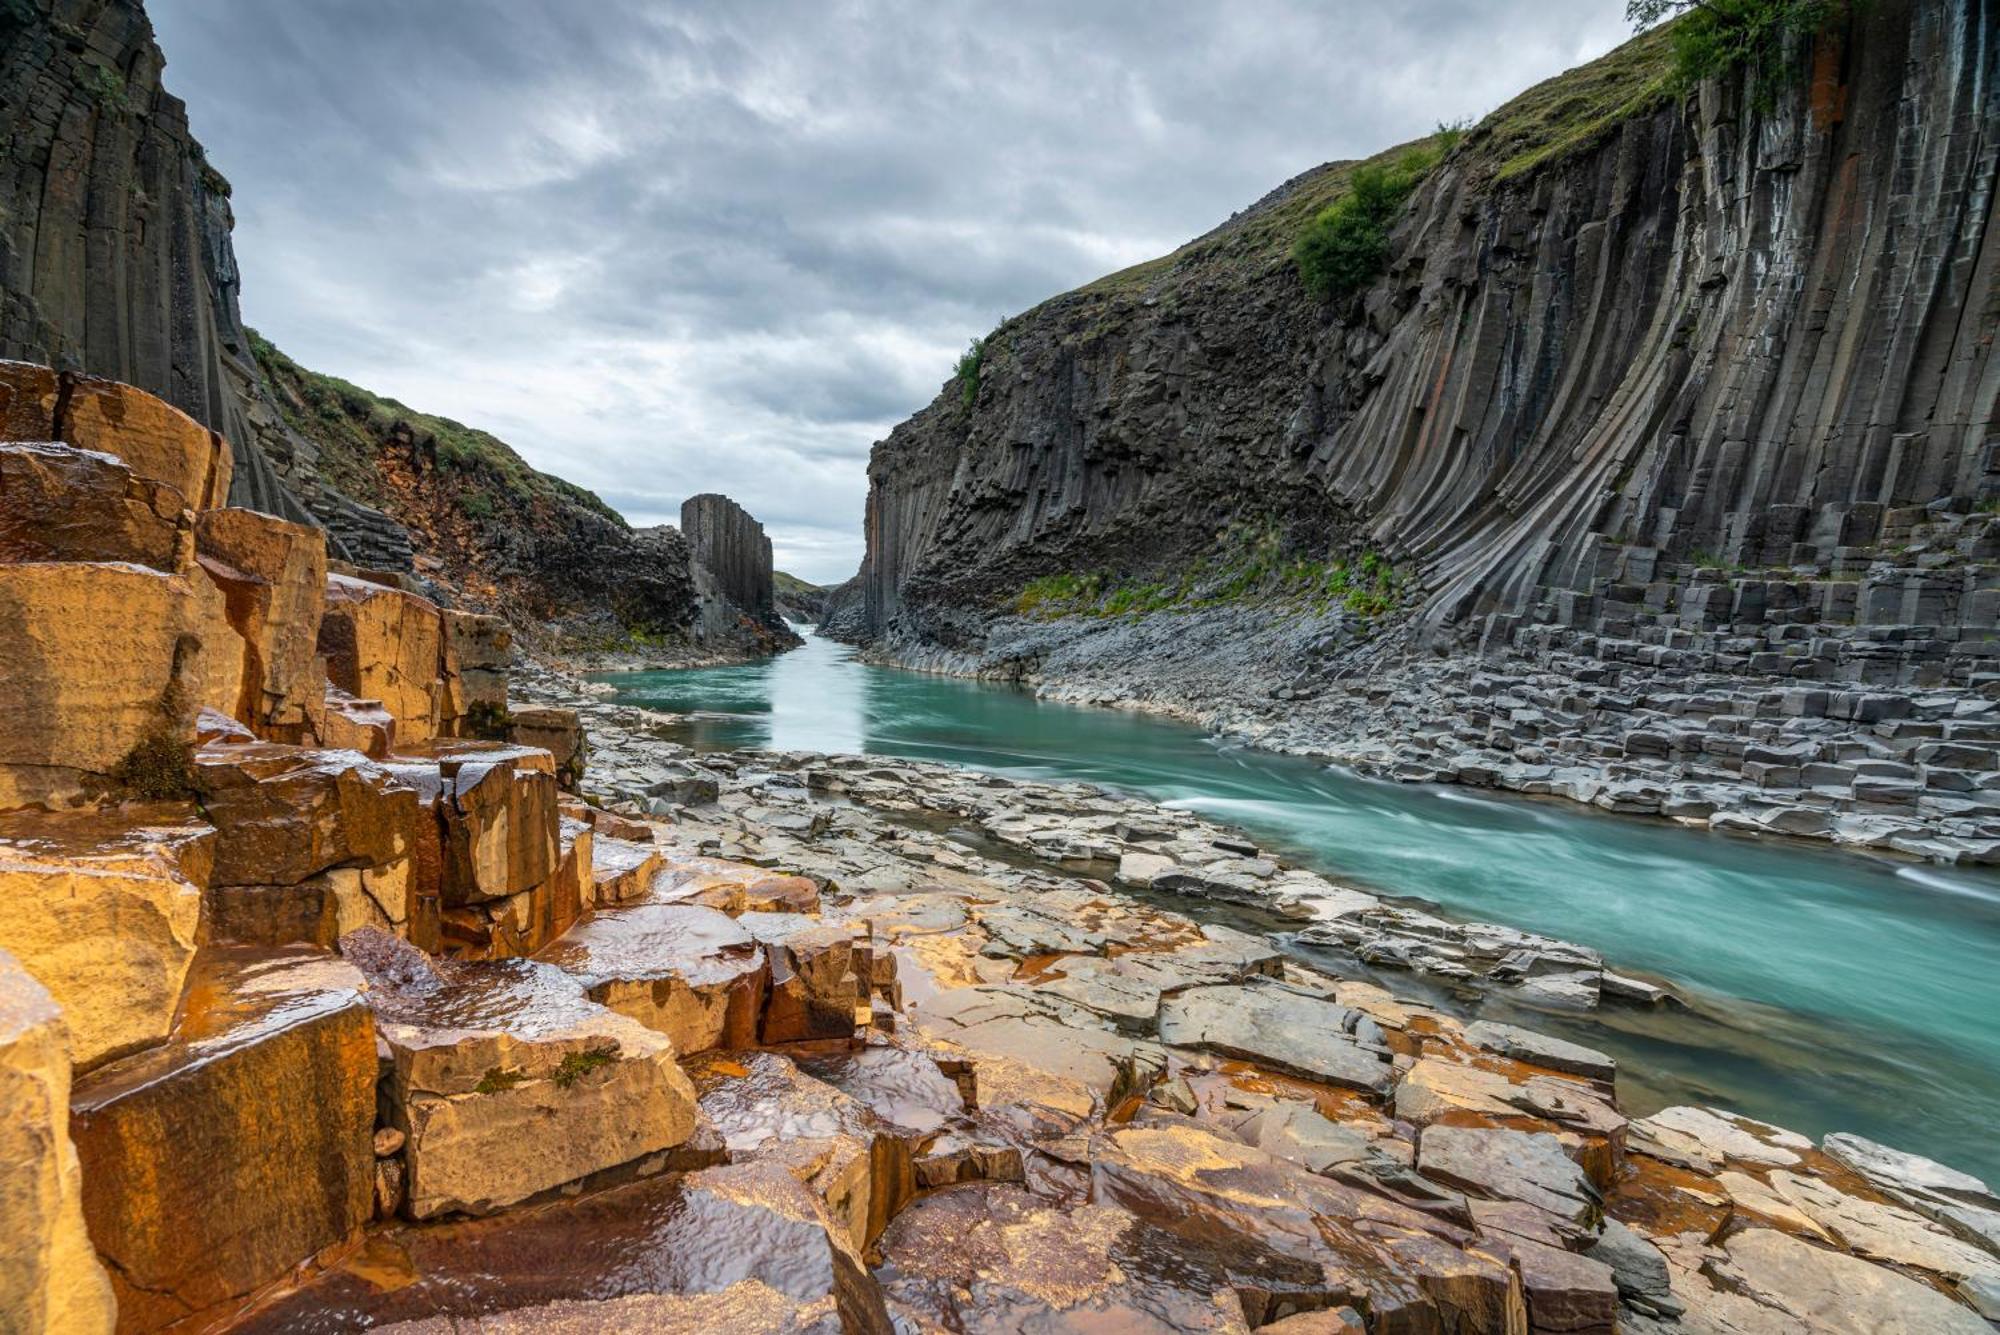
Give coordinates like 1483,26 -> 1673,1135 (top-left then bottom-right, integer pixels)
2,365 -> 1997,1335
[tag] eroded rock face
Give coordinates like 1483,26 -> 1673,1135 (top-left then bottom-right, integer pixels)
70,947 -> 376,1331
0,803 -> 213,1069
58,373 -> 233,511
194,506 -> 329,740
319,573 -> 445,743
440,609 -> 510,737
0,560 -> 243,807
0,948 -> 116,1335
538,903 -> 766,1055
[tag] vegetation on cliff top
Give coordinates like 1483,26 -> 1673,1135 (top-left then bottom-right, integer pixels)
1633,0 -> 1849,104
1293,138 -> 1449,301
249,329 -> 620,525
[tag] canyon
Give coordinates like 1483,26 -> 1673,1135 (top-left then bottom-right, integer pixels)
837,0 -> 2000,866
2,0 -> 1999,1331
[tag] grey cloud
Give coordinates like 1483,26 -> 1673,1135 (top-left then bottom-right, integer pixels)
149,0 -> 1630,583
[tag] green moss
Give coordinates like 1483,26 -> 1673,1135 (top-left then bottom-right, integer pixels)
552,1048 -> 615,1089
1013,526 -> 1402,624
81,63 -> 128,113
1484,24 -> 1676,182
112,672 -> 194,800
1630,0 -> 1846,107
474,1066 -> 524,1095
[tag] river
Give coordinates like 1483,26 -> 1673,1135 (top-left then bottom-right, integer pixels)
596,629 -> 2000,1182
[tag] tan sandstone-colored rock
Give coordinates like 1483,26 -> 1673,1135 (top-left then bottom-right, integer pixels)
0,804 -> 213,1069
739,912 -> 863,1044
194,507 -> 329,739
0,949 -> 117,1335
439,609 -> 510,737
194,740 -> 424,887
321,684 -> 396,758
344,929 -> 699,1220
507,706 -> 584,791
318,573 -> 444,743
71,947 -> 376,1332
57,372 -> 233,510
1,441 -> 191,572
539,902 -> 767,1055
0,561 -> 244,807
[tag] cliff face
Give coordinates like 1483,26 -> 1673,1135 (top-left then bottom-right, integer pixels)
0,0 -> 784,659
855,0 -> 1998,670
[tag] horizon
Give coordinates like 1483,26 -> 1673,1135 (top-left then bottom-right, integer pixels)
147,1 -> 1630,584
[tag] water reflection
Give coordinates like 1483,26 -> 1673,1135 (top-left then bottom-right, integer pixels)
597,629 -> 2000,1180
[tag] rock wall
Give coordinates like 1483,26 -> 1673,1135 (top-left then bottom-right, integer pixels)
681,493 -> 776,619
853,0 -> 1998,673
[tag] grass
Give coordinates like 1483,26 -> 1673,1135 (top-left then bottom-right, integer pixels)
1014,524 -> 1402,623
1294,143 -> 1446,300
1630,0 -> 1846,106
112,673 -> 194,800
1482,23 -> 1677,182
248,328 -> 622,522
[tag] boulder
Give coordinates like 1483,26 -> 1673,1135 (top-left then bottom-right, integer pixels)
71,948 -> 376,1331
0,561 -> 244,807
738,912 -> 862,1044
321,684 -> 396,758
538,902 -> 767,1055
389,740 -> 559,908
318,573 -> 444,743
0,804 -> 213,1068
0,949 -> 116,1334
1157,982 -> 1394,1095
56,372 -> 233,509
194,507 -> 329,739
0,440 -> 190,571
344,929 -> 699,1220
508,706 -> 585,790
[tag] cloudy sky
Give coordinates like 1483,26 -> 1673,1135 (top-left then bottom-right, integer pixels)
148,1 -> 1629,584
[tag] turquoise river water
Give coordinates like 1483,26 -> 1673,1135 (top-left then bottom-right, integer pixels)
598,630 -> 2000,1182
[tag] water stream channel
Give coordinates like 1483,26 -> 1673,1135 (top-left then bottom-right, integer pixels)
596,630 -> 2000,1181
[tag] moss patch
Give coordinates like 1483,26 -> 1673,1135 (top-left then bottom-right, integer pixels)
552,1048 -> 615,1090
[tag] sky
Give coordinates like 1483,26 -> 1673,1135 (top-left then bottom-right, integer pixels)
147,1 -> 1630,585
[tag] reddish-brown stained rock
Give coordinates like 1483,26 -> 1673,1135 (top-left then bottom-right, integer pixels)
0,360 -> 58,439
194,740 -> 424,889
0,441 -> 190,571
507,705 -> 585,791
739,913 -> 862,1044
439,609 -> 510,736
70,948 -> 376,1332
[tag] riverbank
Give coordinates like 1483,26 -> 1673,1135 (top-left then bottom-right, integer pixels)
849,604 -> 2000,871
492,652 -> 2000,1328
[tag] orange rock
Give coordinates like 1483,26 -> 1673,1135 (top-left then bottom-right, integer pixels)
194,508 -> 329,740
507,706 -> 585,791
0,804 -> 214,1070
318,573 -> 444,743
1,441 -> 191,571
57,372 -> 233,510
390,741 -> 559,908
70,947 -> 376,1332
0,562 -> 245,807
321,684 -> 395,758
194,741 -> 425,890
0,949 -> 119,1334
739,913 -> 862,1044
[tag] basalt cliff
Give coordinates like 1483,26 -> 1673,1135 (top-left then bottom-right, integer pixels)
0,0 -> 790,659
845,0 -> 2000,864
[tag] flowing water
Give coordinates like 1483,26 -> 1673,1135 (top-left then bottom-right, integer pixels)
597,630 -> 2000,1181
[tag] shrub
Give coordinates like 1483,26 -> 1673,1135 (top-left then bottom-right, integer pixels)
1628,0 -> 1847,105
954,337 -> 984,409
1293,145 -> 1442,302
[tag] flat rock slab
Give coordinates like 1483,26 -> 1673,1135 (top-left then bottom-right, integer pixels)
1157,983 -> 1393,1096
538,903 -> 766,1054
344,929 -> 698,1220
0,803 -> 213,1068
70,947 -> 375,1331
1631,1104 -> 1811,1172
875,1182 -> 1247,1332
1675,1226 -> 1992,1334
230,1166 -> 886,1333
1462,1020 -> 1616,1082
1416,1126 -> 1599,1227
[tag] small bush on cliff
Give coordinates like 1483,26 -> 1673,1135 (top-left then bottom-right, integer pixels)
954,337 -> 985,409
1629,0 -> 1848,104
1293,145 -> 1441,302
